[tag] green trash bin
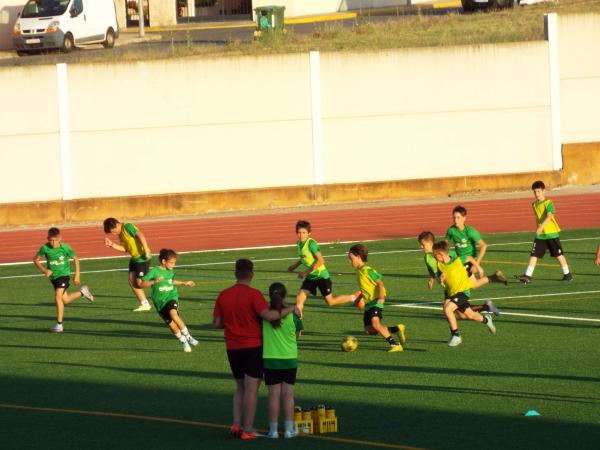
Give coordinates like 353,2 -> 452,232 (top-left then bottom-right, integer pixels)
254,5 -> 285,32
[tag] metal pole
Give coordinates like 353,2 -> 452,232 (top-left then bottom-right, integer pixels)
138,0 -> 145,37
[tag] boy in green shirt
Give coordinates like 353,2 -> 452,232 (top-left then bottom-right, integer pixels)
138,248 -> 198,352
33,227 -> 94,333
288,220 -> 357,318
445,205 -> 488,276
517,180 -> 572,283
262,282 -> 303,439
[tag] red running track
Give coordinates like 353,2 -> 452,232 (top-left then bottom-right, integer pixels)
1,193 -> 599,264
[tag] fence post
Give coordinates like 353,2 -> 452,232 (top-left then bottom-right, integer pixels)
309,50 -> 324,185
56,63 -> 73,201
545,13 -> 562,171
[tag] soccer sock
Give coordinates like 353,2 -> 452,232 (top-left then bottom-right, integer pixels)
482,316 -> 489,325
388,326 -> 399,333
141,299 -> 150,306
525,266 -> 535,277
284,420 -> 296,433
562,265 -> 570,275
181,327 -> 189,336
175,332 -> 187,343
269,422 -> 278,434
57,321 -> 62,325
385,336 -> 398,346
450,328 -> 460,336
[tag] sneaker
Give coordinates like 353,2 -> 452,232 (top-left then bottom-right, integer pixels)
266,431 -> 279,439
182,341 -> 192,353
49,323 -> 63,333
396,323 -> 407,345
448,335 -> 462,347
494,271 -> 508,286
133,302 -> 152,312
229,424 -> 241,438
80,285 -> 94,302
353,291 -> 365,310
284,430 -> 298,439
484,299 -> 500,316
485,315 -> 497,335
516,274 -> 532,284
562,273 -> 573,282
388,344 -> 403,353
187,336 -> 199,346
241,431 -> 256,440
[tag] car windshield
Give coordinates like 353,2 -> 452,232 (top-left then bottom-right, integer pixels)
21,0 -> 70,18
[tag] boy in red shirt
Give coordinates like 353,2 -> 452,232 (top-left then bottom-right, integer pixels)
213,259 -> 295,440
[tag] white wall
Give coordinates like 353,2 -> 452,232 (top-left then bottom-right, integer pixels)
1,14 -> 599,204
251,0 -> 408,17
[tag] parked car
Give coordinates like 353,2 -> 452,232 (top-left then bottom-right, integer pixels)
462,0 -> 518,12
13,0 -> 118,55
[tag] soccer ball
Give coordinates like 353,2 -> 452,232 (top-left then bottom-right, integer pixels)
340,336 -> 358,352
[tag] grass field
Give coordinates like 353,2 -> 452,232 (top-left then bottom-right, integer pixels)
1,228 -> 599,449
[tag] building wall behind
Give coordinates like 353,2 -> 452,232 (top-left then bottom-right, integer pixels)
0,0 -> 24,50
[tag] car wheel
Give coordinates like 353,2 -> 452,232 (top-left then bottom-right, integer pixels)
102,28 -> 115,49
16,50 -> 29,56
494,0 -> 512,7
62,33 -> 74,53
462,0 -> 477,12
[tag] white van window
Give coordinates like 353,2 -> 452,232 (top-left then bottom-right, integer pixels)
71,0 -> 83,15
21,0 -> 70,18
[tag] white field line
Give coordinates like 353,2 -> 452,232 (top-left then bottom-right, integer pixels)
1,236 -> 599,280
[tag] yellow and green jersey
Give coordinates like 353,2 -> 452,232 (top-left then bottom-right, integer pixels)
532,199 -> 560,239
36,242 -> 76,280
263,314 -> 304,369
445,224 -> 482,263
119,223 -> 148,262
142,266 -> 178,311
437,255 -> 472,298
297,238 -> 330,280
357,264 -> 386,310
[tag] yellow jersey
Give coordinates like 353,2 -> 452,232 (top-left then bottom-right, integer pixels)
532,199 -> 560,239
119,223 -> 147,262
357,265 -> 386,310
437,256 -> 472,298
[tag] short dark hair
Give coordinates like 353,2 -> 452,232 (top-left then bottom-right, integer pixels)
531,180 -> 546,190
47,227 -> 60,238
103,217 -> 119,233
452,205 -> 467,216
295,220 -> 311,233
432,240 -> 450,254
349,243 -> 368,262
418,231 -> 435,243
235,258 -> 254,280
268,282 -> 287,329
159,248 -> 177,262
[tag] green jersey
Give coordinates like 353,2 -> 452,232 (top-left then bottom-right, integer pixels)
424,253 -> 440,280
297,238 -> 330,280
36,242 -> 76,280
445,224 -> 482,263
263,313 -> 303,369
142,266 -> 178,311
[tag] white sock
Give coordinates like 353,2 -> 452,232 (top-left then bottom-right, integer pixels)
269,422 -> 278,434
181,327 -> 189,336
562,265 -> 570,275
284,420 -> 295,433
175,332 -> 186,343
141,299 -> 150,306
525,266 -> 535,277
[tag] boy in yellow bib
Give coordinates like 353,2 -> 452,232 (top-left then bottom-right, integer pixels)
517,180 -> 572,283
432,241 -> 507,347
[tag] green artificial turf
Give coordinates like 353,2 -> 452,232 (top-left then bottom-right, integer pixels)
1,228 -> 599,449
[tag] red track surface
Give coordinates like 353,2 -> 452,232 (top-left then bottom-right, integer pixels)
1,193 -> 599,264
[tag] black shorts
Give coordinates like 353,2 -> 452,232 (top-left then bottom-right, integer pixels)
158,300 -> 178,324
264,368 -> 297,386
363,306 -> 383,327
300,278 -> 332,297
227,346 -> 263,380
446,292 -> 472,313
51,276 -> 70,291
129,259 -> 150,278
530,238 -> 563,258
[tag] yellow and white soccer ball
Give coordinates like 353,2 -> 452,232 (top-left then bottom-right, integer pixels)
340,336 -> 358,352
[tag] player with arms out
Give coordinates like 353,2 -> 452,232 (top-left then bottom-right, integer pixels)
138,249 -> 198,352
103,217 -> 153,311
33,227 -> 94,333
445,205 -> 488,276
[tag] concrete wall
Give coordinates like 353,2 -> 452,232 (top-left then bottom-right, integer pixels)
0,0 -> 23,50
251,0 -> 408,17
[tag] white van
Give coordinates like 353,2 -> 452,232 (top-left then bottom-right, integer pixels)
13,0 -> 118,55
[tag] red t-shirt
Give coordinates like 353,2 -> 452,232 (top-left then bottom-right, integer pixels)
213,283 -> 268,350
